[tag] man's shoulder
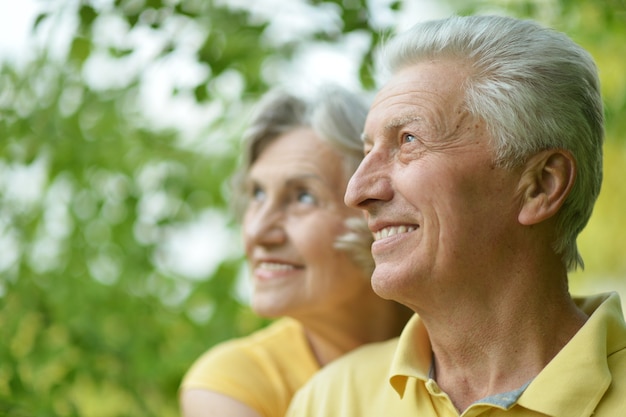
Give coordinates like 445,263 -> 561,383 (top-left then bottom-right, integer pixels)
608,344 -> 626,379
301,337 -> 399,392
286,338 -> 401,416
325,337 -> 399,376
592,347 -> 626,414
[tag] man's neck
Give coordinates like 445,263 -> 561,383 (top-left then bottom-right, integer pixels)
424,286 -> 588,412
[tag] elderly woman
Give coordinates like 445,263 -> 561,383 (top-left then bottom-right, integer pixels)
179,86 -> 412,417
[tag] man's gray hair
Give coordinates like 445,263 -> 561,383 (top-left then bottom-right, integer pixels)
382,15 -> 604,271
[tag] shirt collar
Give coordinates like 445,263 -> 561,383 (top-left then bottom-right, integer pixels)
387,292 -> 626,414
518,292 -> 626,417
388,312 -> 431,397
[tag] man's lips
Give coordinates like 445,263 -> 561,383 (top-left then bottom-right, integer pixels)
372,225 -> 418,241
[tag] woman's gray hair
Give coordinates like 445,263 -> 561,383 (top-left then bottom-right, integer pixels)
231,85 -> 374,274
382,15 -> 604,271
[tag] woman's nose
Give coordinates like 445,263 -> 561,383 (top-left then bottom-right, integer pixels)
344,147 -> 393,210
243,203 -> 287,247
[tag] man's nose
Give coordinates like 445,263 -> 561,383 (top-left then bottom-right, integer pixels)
344,147 -> 393,210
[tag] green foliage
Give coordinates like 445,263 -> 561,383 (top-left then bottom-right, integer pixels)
1,0 -> 624,415
0,1 -> 395,415
0,56 -> 256,415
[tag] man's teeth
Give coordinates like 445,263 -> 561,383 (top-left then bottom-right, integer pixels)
259,262 -> 296,271
374,225 -> 416,241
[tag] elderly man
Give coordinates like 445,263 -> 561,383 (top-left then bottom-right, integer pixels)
286,14 -> 626,416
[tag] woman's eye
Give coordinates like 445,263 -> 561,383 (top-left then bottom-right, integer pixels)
251,185 -> 266,202
296,190 -> 316,205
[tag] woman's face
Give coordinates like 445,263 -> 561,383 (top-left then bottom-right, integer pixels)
243,127 -> 369,318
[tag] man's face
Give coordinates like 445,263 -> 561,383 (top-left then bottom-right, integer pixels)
345,60 -> 523,312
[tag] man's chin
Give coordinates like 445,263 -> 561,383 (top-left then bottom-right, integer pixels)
371,268 -> 405,302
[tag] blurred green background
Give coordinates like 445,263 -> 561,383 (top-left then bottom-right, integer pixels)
0,0 -> 624,416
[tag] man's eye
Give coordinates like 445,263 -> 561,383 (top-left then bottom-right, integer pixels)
403,133 -> 417,143
297,190 -> 316,205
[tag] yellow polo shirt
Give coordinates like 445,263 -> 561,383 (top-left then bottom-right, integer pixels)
181,318 -> 319,417
287,293 -> 626,416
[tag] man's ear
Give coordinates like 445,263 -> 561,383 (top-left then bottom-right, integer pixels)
517,149 -> 576,226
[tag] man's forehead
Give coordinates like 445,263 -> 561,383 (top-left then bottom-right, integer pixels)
373,61 -> 467,102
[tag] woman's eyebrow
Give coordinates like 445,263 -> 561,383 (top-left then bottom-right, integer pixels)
285,174 -> 326,187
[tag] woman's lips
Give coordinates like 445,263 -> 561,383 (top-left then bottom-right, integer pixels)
253,260 -> 304,281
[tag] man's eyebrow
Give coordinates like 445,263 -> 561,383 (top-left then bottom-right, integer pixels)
361,114 -> 423,145
384,114 -> 423,131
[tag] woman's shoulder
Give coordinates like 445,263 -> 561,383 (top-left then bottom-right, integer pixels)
211,318 -> 303,354
180,317 -> 318,411
185,318 -> 310,375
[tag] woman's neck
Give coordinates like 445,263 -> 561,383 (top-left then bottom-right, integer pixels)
297,295 -> 412,366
